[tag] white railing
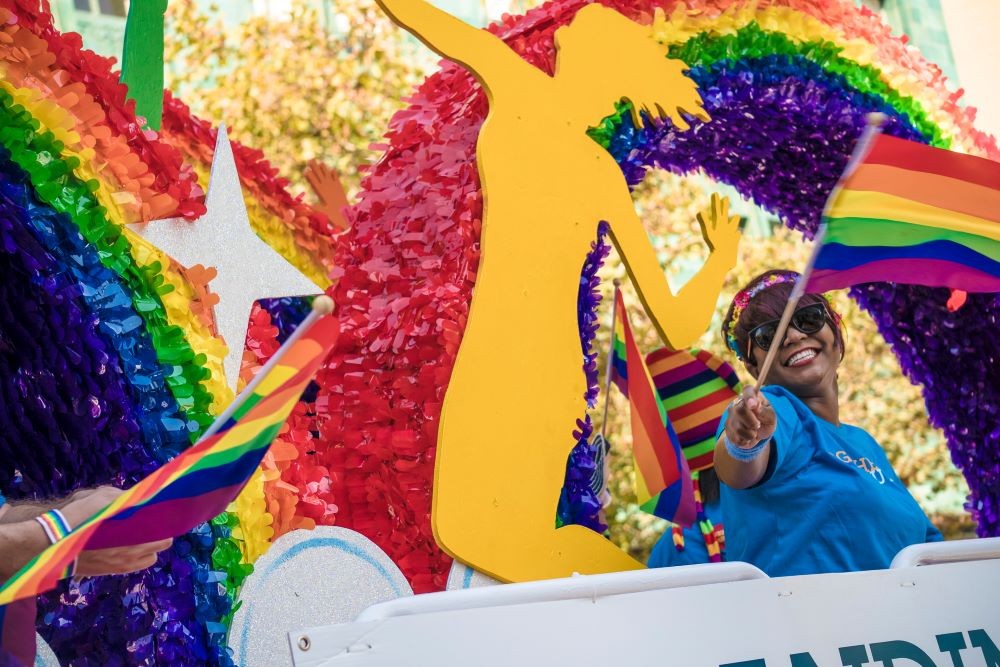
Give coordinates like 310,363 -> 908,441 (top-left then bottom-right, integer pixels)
289,538 -> 1000,667
356,561 -> 766,621
890,535 -> 1000,568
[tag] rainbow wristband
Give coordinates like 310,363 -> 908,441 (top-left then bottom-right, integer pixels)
724,434 -> 771,462
35,509 -> 77,577
35,509 -> 72,543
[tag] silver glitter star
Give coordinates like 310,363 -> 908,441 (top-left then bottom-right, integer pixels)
129,126 -> 323,390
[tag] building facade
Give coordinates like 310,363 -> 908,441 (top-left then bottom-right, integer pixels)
50,0 -> 128,59
53,1 -> 962,100
50,0 -> 492,60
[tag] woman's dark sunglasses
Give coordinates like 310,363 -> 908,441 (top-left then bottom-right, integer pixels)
747,302 -> 829,354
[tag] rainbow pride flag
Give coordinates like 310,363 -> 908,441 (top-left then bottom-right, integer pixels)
610,290 -> 695,526
807,133 -> 1000,294
0,306 -> 339,611
646,347 -> 742,473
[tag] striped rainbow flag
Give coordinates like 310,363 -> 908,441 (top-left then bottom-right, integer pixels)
647,347 -> 740,564
0,305 -> 339,612
807,133 -> 1000,294
646,347 -> 742,473
611,290 -> 695,526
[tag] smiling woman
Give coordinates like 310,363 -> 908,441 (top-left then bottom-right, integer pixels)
712,270 -> 942,577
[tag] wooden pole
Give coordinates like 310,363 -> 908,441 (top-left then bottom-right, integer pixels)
752,226 -> 825,388
600,280 -> 621,439
201,295 -> 333,438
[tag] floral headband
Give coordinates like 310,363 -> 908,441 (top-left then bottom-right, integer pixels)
725,272 -> 798,359
725,272 -> 840,360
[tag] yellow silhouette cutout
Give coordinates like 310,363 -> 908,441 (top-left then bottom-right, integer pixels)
376,1 -> 741,582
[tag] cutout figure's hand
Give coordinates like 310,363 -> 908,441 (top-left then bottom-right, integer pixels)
656,91 -> 710,132
628,74 -> 710,132
696,193 -> 741,260
305,160 -> 350,230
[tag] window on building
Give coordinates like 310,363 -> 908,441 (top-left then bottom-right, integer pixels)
98,0 -> 127,17
74,0 -> 127,17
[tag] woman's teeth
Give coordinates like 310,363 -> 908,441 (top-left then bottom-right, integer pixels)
786,349 -> 817,366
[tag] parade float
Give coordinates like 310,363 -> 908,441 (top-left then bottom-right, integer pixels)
0,0 -> 997,664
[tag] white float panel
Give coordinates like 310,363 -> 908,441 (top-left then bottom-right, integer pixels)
232,527 -> 412,666
289,557 -> 1000,666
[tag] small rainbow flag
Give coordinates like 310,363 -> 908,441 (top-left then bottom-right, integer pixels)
806,133 -> 1000,294
646,347 -> 742,473
610,289 -> 695,526
0,305 -> 339,613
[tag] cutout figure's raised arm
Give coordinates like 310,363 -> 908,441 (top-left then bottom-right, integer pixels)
376,0 -> 525,87
607,193 -> 741,350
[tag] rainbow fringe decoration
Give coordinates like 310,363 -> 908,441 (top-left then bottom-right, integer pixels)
0,306 -> 338,658
808,132 -> 1000,294
670,473 -> 726,561
648,347 -> 741,562
0,4 -> 345,656
610,289 -> 695,526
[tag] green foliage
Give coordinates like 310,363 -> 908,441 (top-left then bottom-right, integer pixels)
165,0 -> 428,195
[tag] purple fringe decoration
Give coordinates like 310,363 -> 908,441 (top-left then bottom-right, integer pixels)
0,152 -> 233,665
559,223 -> 612,531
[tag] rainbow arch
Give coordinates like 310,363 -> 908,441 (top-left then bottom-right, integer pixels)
0,2 -> 338,663
303,0 -> 1000,598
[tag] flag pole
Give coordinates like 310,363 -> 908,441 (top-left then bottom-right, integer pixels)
600,279 -> 621,439
752,226 -> 825,389
754,113 -> 886,389
202,294 -> 334,438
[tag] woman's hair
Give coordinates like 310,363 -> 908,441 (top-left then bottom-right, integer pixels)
721,269 -> 844,367
698,467 -> 721,505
